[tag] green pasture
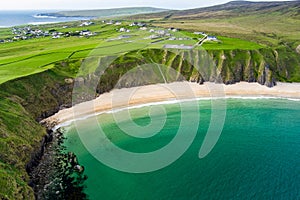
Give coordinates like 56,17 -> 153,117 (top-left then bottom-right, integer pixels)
0,21 -> 265,84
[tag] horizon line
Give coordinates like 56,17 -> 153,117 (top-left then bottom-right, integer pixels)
0,0 -> 295,12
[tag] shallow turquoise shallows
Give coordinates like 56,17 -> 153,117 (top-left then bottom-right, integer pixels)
63,99 -> 300,200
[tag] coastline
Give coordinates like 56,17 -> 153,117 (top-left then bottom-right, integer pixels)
28,128 -> 87,199
42,81 -> 300,128
0,11 -> 92,28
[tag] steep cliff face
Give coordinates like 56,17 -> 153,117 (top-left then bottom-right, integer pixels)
206,49 -> 278,87
90,48 -> 300,91
0,68 -> 74,199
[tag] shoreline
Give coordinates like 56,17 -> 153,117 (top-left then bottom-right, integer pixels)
42,81 -> 300,128
28,128 -> 87,199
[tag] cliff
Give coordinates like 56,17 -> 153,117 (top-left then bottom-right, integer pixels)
0,66 -> 74,199
94,47 -> 300,92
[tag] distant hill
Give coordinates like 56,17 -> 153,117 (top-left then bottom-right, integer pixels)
131,1 -> 300,20
37,7 -> 169,18
170,0 -> 300,19
130,1 -> 300,47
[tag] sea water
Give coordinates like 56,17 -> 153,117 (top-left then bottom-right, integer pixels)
63,99 -> 300,199
0,11 -> 91,27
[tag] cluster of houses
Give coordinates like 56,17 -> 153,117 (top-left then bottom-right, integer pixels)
145,28 -> 191,42
51,29 -> 96,39
0,26 -> 53,43
0,22 -> 98,43
0,20 -> 220,47
10,26 -> 50,40
129,22 -> 146,27
104,21 -> 146,27
116,21 -> 147,33
102,20 -> 123,25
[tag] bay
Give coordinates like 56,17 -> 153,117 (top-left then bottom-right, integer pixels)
63,99 -> 300,199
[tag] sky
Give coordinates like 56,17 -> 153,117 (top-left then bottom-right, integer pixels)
1,0 -> 293,11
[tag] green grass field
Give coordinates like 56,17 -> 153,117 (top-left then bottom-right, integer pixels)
0,21 -> 266,84
202,36 -> 264,50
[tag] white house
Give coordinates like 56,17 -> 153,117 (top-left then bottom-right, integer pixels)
119,28 -> 126,32
207,36 -> 218,41
80,21 -> 94,27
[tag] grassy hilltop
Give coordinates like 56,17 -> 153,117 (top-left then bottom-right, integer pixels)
0,1 -> 300,199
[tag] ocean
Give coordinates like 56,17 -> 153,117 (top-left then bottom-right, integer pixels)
63,98 -> 300,199
0,10 -> 91,27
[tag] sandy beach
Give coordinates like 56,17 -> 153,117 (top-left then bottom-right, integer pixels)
42,82 -> 300,126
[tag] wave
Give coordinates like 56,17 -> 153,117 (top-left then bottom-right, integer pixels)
53,99 -> 182,131
52,95 -> 300,131
223,96 -> 300,101
33,15 -> 57,19
28,21 -> 59,25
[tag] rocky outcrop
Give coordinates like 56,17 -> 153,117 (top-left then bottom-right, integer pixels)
29,129 -> 87,200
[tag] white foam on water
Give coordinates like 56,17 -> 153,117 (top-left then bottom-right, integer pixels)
28,21 -> 59,25
53,95 -> 300,131
33,15 -> 57,19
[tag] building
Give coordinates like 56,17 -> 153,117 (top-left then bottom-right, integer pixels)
119,28 -> 130,32
163,44 -> 194,50
80,21 -> 94,26
207,36 -> 218,41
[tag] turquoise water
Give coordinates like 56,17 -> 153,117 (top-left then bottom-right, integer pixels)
64,99 -> 300,199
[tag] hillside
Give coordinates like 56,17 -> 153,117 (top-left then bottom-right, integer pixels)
131,1 -> 300,20
155,1 -> 300,19
37,7 -> 169,18
130,1 -> 300,47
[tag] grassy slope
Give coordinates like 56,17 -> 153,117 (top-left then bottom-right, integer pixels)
132,1 -> 300,47
0,65 -> 76,199
0,98 -> 44,199
0,22 -> 118,84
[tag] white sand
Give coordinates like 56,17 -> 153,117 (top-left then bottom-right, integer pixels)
42,82 -> 300,127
